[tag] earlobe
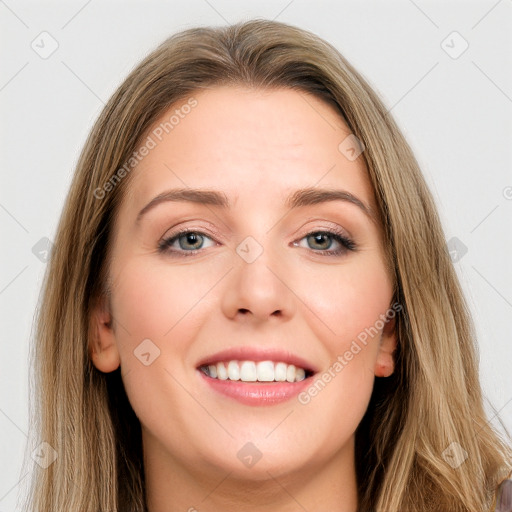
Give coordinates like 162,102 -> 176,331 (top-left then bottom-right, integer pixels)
89,295 -> 121,373
374,315 -> 397,378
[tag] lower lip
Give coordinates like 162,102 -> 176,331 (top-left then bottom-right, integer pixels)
198,370 -> 312,406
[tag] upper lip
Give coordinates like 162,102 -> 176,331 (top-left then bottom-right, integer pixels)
196,346 -> 319,374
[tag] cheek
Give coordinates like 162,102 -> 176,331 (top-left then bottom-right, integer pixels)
297,359 -> 375,459
111,257 -> 217,349
293,254 -> 392,419
108,259 -> 216,433
301,253 -> 393,344
108,258 -> 216,403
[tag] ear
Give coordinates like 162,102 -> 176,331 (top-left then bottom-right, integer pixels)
374,314 -> 397,378
89,294 -> 120,373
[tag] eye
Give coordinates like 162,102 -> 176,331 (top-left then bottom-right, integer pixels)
158,230 -> 216,255
158,228 -> 356,257
294,230 -> 356,256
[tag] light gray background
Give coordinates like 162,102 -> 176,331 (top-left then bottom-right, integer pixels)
1,0 -> 511,509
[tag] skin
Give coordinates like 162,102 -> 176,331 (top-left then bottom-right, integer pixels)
90,86 -> 397,512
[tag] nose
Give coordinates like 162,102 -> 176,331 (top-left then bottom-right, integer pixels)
220,244 -> 297,324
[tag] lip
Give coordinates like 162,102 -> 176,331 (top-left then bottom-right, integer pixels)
195,346 -> 319,374
198,370 -> 313,406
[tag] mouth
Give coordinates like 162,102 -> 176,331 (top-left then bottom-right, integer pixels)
198,360 -> 315,383
195,347 -> 317,406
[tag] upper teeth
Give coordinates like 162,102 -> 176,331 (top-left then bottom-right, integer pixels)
202,360 -> 307,382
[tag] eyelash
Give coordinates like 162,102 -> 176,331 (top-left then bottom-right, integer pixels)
157,227 -> 357,258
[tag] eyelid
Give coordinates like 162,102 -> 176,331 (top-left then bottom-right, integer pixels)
295,220 -> 352,239
160,220 -> 225,243
159,220 -> 351,245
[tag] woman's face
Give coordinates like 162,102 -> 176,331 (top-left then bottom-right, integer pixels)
91,86 -> 396,483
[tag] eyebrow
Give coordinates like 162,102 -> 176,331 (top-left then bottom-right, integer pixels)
136,187 -> 377,224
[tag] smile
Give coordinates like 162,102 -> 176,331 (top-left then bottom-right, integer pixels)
199,360 -> 314,382
197,360 -> 316,406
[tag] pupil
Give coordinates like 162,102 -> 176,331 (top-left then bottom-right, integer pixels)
311,233 -> 329,249
182,233 -> 201,249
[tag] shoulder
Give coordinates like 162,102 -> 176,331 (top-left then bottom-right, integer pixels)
495,478 -> 512,512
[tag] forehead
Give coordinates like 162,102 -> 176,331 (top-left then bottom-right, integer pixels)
123,86 -> 375,214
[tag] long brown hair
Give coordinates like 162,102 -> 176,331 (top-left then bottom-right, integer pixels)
22,19 -> 511,511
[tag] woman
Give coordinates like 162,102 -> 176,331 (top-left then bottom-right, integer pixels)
24,19 -> 511,512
